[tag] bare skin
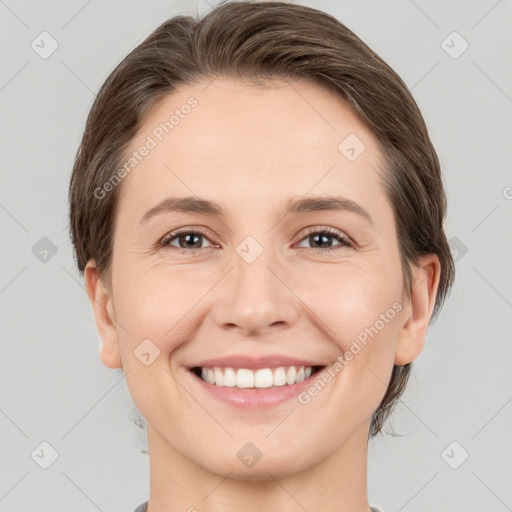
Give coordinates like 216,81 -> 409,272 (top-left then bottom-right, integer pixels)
85,77 -> 440,512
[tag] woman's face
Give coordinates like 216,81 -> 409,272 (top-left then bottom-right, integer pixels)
87,78 -> 438,479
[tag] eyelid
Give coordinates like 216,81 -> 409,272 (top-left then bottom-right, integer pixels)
158,225 -> 354,251
158,226 -> 218,248
296,225 -> 353,248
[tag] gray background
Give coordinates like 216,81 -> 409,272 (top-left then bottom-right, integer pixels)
1,0 -> 511,511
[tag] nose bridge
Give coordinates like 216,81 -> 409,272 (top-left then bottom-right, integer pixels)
213,233 -> 298,335
235,236 -> 276,301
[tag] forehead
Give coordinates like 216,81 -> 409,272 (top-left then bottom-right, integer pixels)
117,77 -> 388,221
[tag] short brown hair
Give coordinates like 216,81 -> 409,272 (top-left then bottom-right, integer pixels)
68,0 -> 455,437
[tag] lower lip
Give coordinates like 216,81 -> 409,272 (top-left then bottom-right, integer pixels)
187,369 -> 322,409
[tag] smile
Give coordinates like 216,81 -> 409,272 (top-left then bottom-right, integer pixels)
185,354 -> 329,408
192,365 -> 325,389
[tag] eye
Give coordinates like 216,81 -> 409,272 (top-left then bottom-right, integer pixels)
159,228 -> 215,251
296,227 -> 353,251
158,226 -> 353,253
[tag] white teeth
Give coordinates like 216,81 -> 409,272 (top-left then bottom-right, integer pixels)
254,368 -> 273,388
286,366 -> 297,385
223,367 -> 237,387
198,365 -> 317,388
237,368 -> 254,388
273,367 -> 287,386
214,367 -> 224,386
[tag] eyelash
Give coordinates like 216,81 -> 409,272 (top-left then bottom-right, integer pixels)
157,226 -> 353,254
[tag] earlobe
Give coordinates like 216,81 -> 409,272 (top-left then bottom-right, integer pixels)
84,261 -> 122,369
394,254 -> 441,366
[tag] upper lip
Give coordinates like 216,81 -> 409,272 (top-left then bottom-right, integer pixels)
187,354 -> 326,370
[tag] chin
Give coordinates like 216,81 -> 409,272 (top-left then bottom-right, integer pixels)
196,444 -> 314,482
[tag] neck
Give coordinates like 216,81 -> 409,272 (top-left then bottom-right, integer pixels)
145,421 -> 372,512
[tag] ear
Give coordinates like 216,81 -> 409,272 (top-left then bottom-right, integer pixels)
84,261 -> 122,369
394,254 -> 441,366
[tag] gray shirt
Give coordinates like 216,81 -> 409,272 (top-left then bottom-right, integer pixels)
133,502 -> 382,511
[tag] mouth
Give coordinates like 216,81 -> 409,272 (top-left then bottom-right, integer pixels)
190,364 -> 325,389
184,354 -> 330,409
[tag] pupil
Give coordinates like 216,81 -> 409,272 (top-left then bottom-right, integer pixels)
312,233 -> 331,248
181,233 -> 201,248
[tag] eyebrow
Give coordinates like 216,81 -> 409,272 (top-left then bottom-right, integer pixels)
139,195 -> 373,226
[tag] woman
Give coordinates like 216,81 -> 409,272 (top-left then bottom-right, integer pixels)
68,1 -> 455,510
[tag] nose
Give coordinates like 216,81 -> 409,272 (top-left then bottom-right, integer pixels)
212,241 -> 299,338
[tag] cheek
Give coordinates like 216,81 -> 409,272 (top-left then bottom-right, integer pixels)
112,262 -> 208,360
304,265 -> 402,417
301,258 -> 403,349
